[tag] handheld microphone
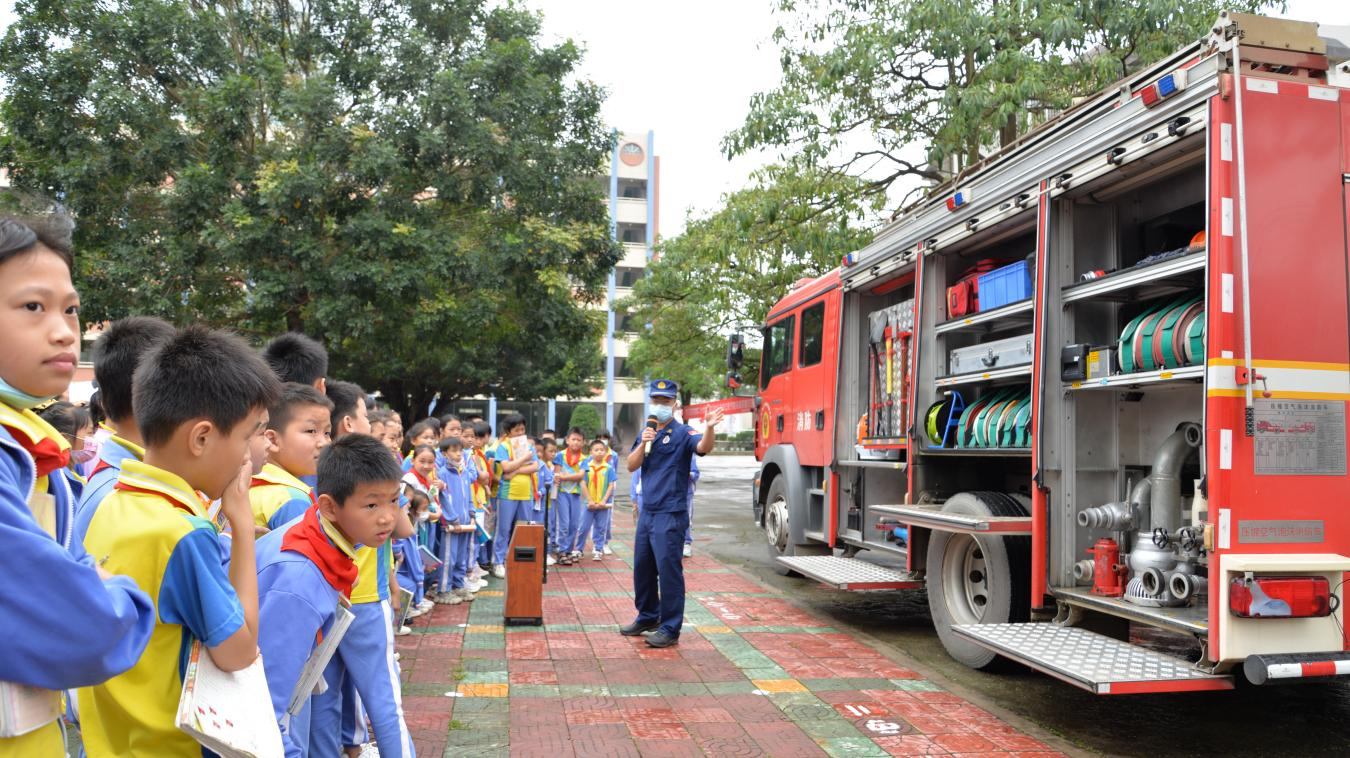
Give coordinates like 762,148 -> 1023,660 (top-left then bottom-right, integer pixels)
644,416 -> 658,454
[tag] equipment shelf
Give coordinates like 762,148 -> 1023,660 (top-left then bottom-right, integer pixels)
919,447 -> 1031,458
870,503 -> 1032,534
836,459 -> 908,470
935,364 -> 1032,388
1062,250 -> 1205,304
1066,364 -> 1205,391
1052,587 -> 1208,636
934,299 -> 1034,335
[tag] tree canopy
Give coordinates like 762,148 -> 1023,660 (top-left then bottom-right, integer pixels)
725,0 -> 1273,209
0,0 -> 619,416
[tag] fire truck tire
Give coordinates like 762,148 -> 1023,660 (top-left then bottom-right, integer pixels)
763,476 -> 828,575
926,491 -> 1031,669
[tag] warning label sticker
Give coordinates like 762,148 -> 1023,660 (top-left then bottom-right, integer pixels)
1253,399 -> 1346,476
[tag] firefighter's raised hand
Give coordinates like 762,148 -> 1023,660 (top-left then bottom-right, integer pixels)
705,408 -> 725,429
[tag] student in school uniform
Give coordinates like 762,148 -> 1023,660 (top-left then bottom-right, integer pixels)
534,436 -> 557,564
576,439 -> 617,560
684,456 -> 701,558
438,436 -> 478,601
251,383 -> 333,532
73,317 -> 176,545
255,435 -> 403,757
489,413 -> 538,577
553,428 -> 586,565
78,325 -> 282,755
0,212 -> 157,756
309,450 -> 417,757
464,420 -> 494,576
596,429 -> 620,555
394,485 -> 431,615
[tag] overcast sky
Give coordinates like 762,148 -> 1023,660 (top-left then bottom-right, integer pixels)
2,0 -> 1346,237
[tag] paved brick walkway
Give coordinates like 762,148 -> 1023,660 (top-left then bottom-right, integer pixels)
396,529 -> 1066,757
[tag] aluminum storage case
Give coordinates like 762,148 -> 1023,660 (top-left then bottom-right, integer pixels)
949,333 -> 1034,376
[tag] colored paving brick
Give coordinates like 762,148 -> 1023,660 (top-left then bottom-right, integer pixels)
395,524 -> 1066,757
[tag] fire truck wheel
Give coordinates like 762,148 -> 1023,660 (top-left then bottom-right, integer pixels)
926,492 -> 1031,669
763,475 -> 827,575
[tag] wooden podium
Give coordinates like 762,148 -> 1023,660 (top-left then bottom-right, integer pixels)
503,523 -> 545,625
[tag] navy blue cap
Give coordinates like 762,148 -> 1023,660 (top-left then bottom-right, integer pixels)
648,379 -> 678,398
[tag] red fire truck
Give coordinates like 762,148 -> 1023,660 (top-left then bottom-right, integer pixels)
744,12 -> 1350,693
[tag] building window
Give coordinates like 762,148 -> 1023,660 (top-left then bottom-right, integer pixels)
618,178 -> 647,199
617,267 -> 645,288
618,223 -> 647,244
760,315 -> 796,389
799,302 -> 825,367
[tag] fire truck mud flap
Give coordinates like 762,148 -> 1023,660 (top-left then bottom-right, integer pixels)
953,623 -> 1234,694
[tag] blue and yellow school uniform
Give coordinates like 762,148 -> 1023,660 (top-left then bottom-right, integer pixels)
251,462 -> 316,532
73,427 -> 143,546
490,438 -> 537,566
554,449 -> 585,554
0,403 -> 155,757
309,538 -> 413,757
440,462 -> 475,591
256,508 -> 357,757
78,459 -> 244,757
576,457 -> 617,552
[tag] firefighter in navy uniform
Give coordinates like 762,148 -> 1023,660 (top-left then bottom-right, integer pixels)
620,379 -> 723,647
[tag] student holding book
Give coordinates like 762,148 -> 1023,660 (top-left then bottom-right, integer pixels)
250,383 -> 333,531
256,434 -> 404,757
0,211 -> 157,756
79,325 -> 281,756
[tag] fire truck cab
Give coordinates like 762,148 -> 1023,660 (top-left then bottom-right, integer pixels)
748,13 -> 1350,692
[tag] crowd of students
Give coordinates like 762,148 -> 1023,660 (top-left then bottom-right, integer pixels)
0,210 -> 641,757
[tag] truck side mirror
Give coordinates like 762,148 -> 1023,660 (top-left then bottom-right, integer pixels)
727,333 -> 744,370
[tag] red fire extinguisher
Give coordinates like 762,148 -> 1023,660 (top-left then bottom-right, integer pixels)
1087,538 -> 1127,597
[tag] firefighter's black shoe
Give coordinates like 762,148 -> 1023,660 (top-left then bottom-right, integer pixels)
619,620 -> 660,636
645,630 -> 679,648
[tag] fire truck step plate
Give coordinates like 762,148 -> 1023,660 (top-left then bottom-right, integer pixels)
775,555 -> 923,591
952,623 -> 1233,695
871,504 -> 1032,534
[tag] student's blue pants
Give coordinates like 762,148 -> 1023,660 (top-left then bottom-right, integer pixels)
492,497 -> 533,565
632,509 -> 689,638
308,599 -> 414,757
576,506 -> 613,553
437,525 -> 459,591
554,492 -> 582,553
396,564 -> 424,606
444,527 -> 470,590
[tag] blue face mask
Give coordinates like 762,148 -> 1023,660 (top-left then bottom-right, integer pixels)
652,404 -> 674,423
0,376 -> 51,410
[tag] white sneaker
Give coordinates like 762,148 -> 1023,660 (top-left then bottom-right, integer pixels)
358,743 -> 380,758
417,599 -> 435,613
571,551 -> 582,562
395,624 -> 411,636
492,564 -> 506,579
435,591 -> 463,605
454,588 -> 476,602
407,606 -> 427,619
592,550 -> 602,561
546,554 -> 557,566
682,544 -> 692,558
603,545 -> 613,555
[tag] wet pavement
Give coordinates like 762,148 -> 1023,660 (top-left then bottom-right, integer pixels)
685,455 -> 1350,757
395,482 -> 1073,756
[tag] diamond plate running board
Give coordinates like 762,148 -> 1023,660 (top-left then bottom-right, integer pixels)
775,555 -> 923,591
953,623 -> 1233,694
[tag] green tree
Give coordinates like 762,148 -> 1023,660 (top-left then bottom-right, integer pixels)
624,165 -> 878,399
567,403 -> 602,439
0,0 -> 619,416
725,0 -> 1274,209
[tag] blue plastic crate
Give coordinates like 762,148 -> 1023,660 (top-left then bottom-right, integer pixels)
977,260 -> 1032,311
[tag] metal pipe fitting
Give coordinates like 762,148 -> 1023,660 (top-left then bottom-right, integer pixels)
1140,567 -> 1166,597
1072,559 -> 1095,584
1077,501 -> 1135,530
1151,422 -> 1202,534
1169,571 -> 1208,602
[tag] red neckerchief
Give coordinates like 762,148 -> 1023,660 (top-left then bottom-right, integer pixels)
411,468 -> 434,491
91,458 -> 115,478
112,481 -> 203,517
564,449 -> 584,469
282,504 -> 357,597
1,422 -> 70,479
250,475 -> 318,507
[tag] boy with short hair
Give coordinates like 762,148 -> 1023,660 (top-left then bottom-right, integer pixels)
438,436 -> 478,602
553,428 -> 586,565
489,413 -> 538,577
263,332 -> 328,393
326,380 -> 371,438
465,421 -> 494,574
596,429 -> 620,555
537,436 -> 558,563
577,439 -> 617,561
74,315 -> 176,544
251,383 -> 334,531
255,434 -> 403,755
79,325 -> 282,756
